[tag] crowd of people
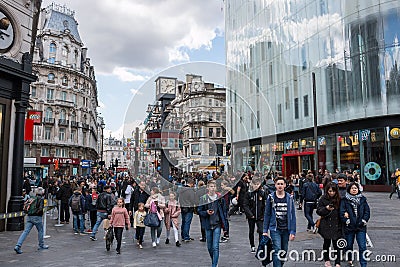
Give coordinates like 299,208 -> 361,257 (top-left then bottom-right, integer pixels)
15,167 -> 382,267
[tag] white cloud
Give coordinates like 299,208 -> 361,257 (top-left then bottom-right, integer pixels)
130,88 -> 143,96
98,101 -> 106,109
111,67 -> 147,82
42,0 -> 224,73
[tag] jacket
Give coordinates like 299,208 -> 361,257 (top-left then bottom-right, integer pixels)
243,187 -> 267,221
300,181 -> 322,203
197,193 -> 228,231
263,192 -> 296,235
68,192 -> 86,214
110,206 -> 130,228
28,196 -> 44,216
96,191 -> 113,214
316,195 -> 342,240
164,199 -> 181,230
57,184 -> 73,203
130,188 -> 149,212
339,194 -> 370,233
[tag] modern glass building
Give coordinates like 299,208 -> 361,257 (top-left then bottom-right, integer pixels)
225,0 -> 400,190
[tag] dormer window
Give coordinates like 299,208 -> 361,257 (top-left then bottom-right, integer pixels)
48,73 -> 55,83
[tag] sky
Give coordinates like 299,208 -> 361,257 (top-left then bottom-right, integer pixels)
41,0 -> 226,138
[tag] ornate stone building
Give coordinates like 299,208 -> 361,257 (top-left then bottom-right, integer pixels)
25,3 -> 101,178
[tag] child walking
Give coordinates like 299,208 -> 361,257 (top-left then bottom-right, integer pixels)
134,202 -> 147,249
110,198 -> 130,254
164,192 -> 182,247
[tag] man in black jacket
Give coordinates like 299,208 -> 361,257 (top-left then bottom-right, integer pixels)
56,179 -> 73,224
178,178 -> 196,242
89,185 -> 114,241
14,187 -> 49,254
300,174 -> 322,232
243,177 -> 267,253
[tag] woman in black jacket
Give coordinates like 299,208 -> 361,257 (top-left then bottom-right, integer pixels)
316,182 -> 342,267
340,182 -> 370,267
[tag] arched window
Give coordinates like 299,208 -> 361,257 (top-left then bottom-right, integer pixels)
45,107 -> 53,119
48,73 -> 55,82
60,109 -> 66,120
49,43 -> 56,53
73,79 -> 78,88
62,76 -> 68,85
71,111 -> 76,122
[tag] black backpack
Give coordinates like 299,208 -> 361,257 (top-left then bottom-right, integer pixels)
71,194 -> 81,212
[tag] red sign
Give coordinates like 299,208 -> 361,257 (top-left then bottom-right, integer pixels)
24,119 -> 34,141
40,157 -> 80,165
27,110 -> 43,125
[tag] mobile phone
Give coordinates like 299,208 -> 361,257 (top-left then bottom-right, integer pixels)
328,204 -> 334,208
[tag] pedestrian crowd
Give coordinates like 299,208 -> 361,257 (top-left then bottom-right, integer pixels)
14,166 -> 388,267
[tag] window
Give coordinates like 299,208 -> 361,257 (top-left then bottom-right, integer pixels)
31,86 -> 36,97
72,94 -> 76,104
45,107 -> 53,118
269,63 -> 273,85
209,128 -> 214,137
47,88 -> 54,100
216,112 -> 221,121
55,148 -> 67,157
48,57 -> 55,64
285,86 -> 289,110
73,79 -> 78,88
62,46 -> 69,56
71,111 -> 76,122
191,144 -> 200,155
59,128 -> 66,141
83,132 -> 87,146
41,147 -> 50,156
209,113 -> 213,121
49,43 -> 56,53
71,130 -> 76,142
209,143 -> 216,156
209,99 -> 212,106
44,127 -> 51,140
216,144 -> 223,156
48,73 -> 55,82
24,145 -> 30,157
215,100 -> 219,107
278,104 -> 282,123
304,95 -> 309,117
216,128 -> 221,137
257,110 -> 260,128
294,98 -> 299,119
60,109 -> 66,120
61,91 -> 67,101
62,76 -> 68,85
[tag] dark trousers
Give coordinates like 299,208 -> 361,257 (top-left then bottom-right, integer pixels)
89,210 -> 97,229
304,202 -> 315,229
247,218 -> 263,247
323,238 -> 341,265
114,227 -> 124,251
136,227 -> 145,245
60,202 -> 70,222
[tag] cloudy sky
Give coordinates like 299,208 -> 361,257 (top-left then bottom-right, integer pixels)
42,0 -> 226,138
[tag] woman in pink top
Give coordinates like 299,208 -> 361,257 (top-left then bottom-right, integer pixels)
110,198 -> 130,254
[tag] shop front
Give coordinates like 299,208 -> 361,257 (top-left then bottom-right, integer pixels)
40,157 -> 80,178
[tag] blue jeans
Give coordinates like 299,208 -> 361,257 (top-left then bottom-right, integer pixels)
16,216 -> 44,248
205,226 -> 221,267
73,213 -> 85,233
181,211 -> 193,240
304,202 -> 315,229
90,211 -> 108,237
150,219 -> 163,243
270,229 -> 290,267
345,231 -> 367,267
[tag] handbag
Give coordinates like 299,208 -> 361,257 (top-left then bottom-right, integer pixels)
144,212 -> 161,227
255,235 -> 273,265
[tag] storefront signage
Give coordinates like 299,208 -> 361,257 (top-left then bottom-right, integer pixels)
81,160 -> 91,168
27,110 -> 42,125
364,161 -> 381,181
40,157 -> 80,165
390,127 -> 400,139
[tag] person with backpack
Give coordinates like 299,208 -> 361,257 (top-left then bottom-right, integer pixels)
300,174 -> 322,233
14,187 -> 49,254
69,187 -> 87,235
90,185 -> 114,241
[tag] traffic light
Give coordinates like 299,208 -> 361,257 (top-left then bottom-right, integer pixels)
226,144 -> 231,156
216,157 -> 220,166
115,158 -> 119,168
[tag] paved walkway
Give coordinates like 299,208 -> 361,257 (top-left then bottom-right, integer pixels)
0,192 -> 399,267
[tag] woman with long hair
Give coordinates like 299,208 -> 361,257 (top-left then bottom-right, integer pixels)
316,182 -> 342,267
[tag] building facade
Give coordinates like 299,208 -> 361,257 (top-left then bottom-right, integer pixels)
25,3 -> 100,178
225,0 -> 400,189
0,0 -> 39,231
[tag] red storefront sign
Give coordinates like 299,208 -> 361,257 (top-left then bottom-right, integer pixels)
24,119 -> 34,141
40,157 -> 80,165
27,110 -> 43,125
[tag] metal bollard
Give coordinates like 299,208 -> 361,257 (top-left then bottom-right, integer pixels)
54,201 -> 63,227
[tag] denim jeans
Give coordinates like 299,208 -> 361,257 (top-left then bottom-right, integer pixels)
16,216 -> 44,248
181,211 -> 193,240
150,219 -> 163,243
304,202 -> 315,229
345,230 -> 367,267
90,211 -> 108,238
73,213 -> 85,233
205,226 -> 221,267
270,229 -> 290,267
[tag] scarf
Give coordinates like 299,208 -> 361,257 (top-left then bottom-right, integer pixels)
345,192 -> 362,218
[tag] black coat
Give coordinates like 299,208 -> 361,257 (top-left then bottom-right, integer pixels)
57,184 -> 73,204
242,188 -> 266,221
339,195 -> 370,233
316,195 -> 342,240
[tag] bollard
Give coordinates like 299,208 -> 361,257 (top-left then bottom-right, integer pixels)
55,201 -> 63,227
43,199 -> 51,238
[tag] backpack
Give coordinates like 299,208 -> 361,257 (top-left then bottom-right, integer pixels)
71,194 -> 81,212
304,182 -> 319,202
23,197 -> 38,215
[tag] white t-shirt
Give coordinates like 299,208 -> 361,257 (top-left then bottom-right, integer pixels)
124,185 -> 133,204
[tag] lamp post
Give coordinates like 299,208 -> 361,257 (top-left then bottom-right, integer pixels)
100,120 -> 105,166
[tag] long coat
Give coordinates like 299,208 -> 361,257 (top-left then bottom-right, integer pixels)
316,195 -> 342,240
164,199 -> 181,230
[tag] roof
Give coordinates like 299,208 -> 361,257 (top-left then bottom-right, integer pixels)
43,8 -> 82,43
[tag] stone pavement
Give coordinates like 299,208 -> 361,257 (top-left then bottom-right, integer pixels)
0,192 -> 399,267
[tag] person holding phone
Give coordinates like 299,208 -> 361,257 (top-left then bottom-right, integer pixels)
198,181 -> 228,267
316,182 -> 343,267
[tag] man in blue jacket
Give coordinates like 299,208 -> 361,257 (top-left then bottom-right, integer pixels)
198,180 -> 228,267
263,177 -> 296,267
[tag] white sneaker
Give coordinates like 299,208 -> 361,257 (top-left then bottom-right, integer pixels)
152,242 -> 156,247
251,247 -> 256,253
156,237 -> 160,244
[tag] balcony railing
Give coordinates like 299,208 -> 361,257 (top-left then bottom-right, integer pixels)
58,119 -> 69,126
71,121 -> 79,127
81,123 -> 90,129
43,117 -> 55,124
